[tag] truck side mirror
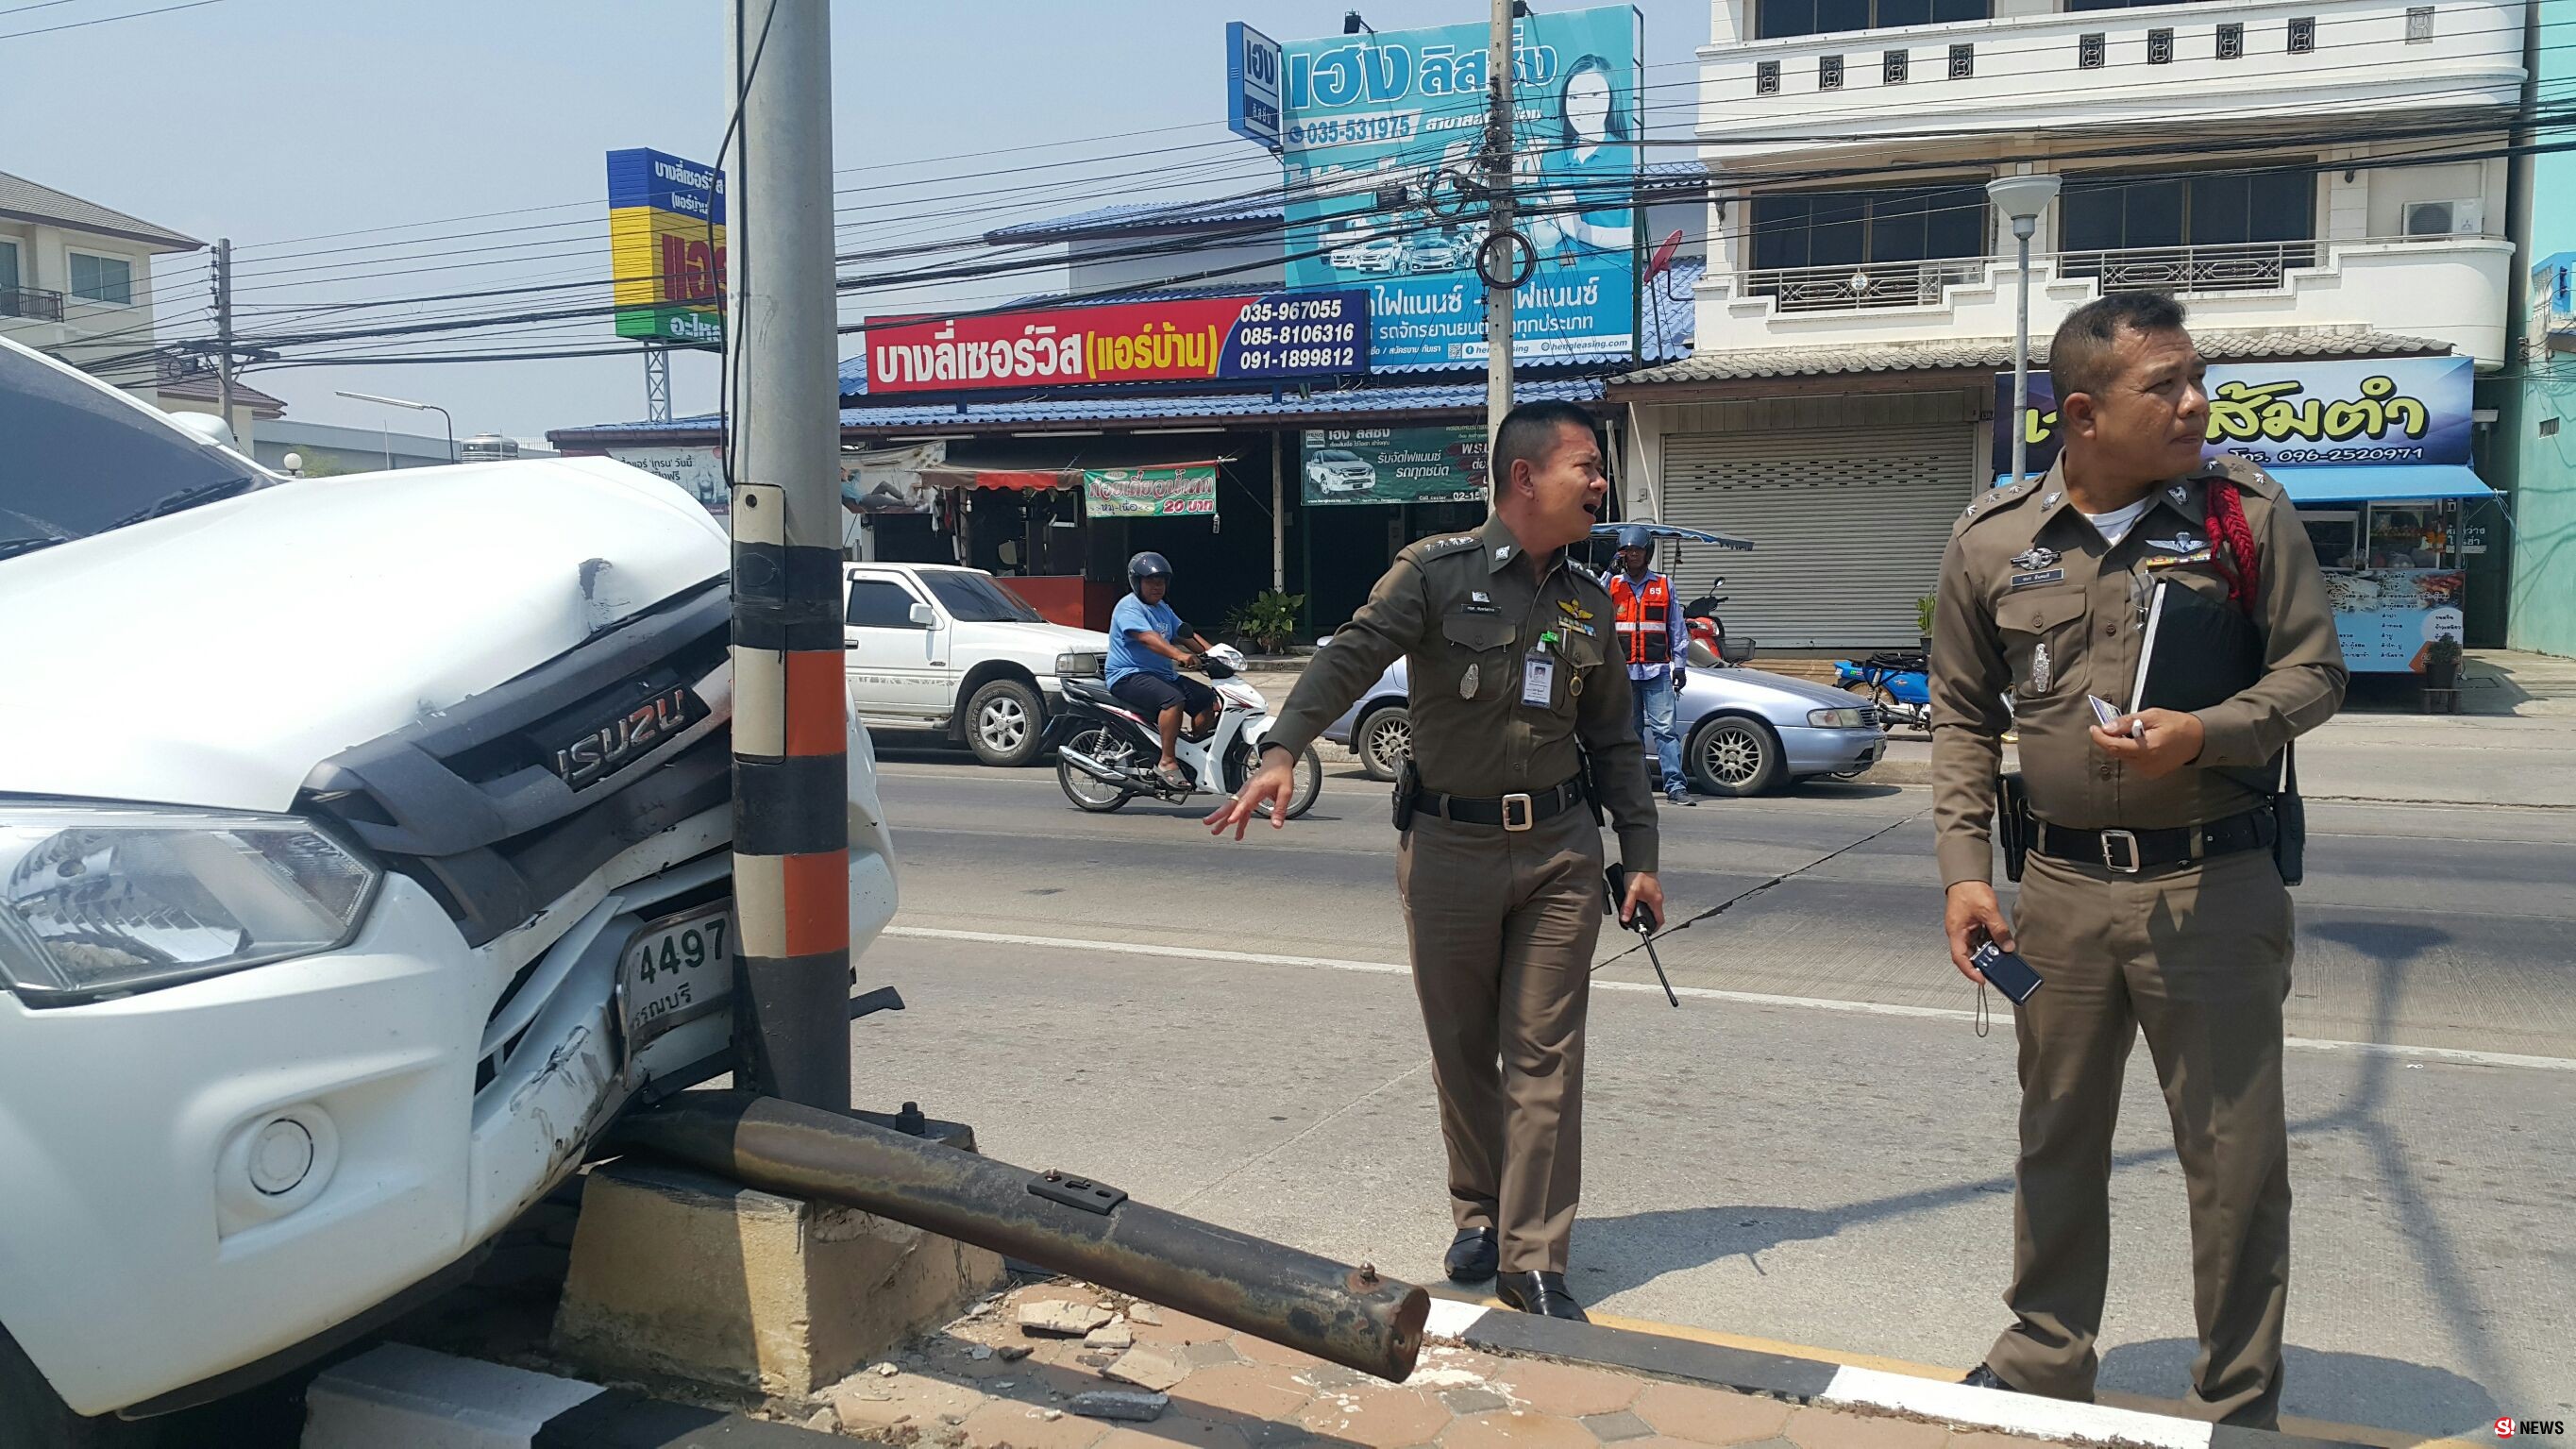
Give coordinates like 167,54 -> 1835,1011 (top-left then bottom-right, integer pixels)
909,602 -> 935,628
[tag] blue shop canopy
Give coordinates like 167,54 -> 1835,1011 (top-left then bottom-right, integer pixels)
1990,463 -> 2498,504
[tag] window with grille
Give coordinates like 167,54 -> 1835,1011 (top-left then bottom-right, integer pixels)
1883,48 -> 1909,82
2147,27 -> 2174,62
1751,185 -> 1991,270
2405,7 -> 2433,41
2217,22 -> 2244,58
2288,16 -> 2316,52
1948,42 -> 1973,76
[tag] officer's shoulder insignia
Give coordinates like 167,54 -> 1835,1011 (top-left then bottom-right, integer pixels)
1954,477 -> 2036,537
2197,452 -> 2281,495
1410,532 -> 1486,562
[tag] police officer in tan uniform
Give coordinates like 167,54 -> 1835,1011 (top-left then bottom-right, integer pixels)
1931,295 -> 2347,1427
1210,399 -> 1663,1323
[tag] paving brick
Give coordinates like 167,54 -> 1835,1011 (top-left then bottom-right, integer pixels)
1183,1340 -> 1246,1370
1099,1424 -> 1252,1449
1174,1363 -> 1313,1423
1128,1307 -> 1233,1346
1630,1383 -> 1793,1446
1440,1387 -> 1514,1416
1229,1333 -> 1330,1372
1441,1408 -> 1604,1449
1582,1410 -> 1659,1443
1490,1360 -> 1642,1418
1782,1407 -> 1946,1449
1295,1384 -> 1455,1447
1943,1434 -> 2043,1449
958,1397 -> 1113,1449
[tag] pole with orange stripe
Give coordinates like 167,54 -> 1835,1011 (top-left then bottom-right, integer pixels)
724,0 -> 847,1110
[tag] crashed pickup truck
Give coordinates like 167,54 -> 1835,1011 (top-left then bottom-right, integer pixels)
0,335 -> 899,1444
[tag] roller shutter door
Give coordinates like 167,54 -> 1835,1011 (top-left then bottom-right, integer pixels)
1659,422 -> 1975,650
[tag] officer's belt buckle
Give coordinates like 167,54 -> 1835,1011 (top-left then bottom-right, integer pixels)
2100,829 -> 2143,874
1501,793 -> 1535,832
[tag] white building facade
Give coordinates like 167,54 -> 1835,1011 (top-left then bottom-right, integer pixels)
0,169 -> 211,419
1611,0 -> 2526,650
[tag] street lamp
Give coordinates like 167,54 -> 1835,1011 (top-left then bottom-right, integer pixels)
1985,173 -> 2062,486
335,389 -> 455,463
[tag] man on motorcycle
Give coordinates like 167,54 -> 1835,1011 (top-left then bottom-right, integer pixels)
1108,551 -> 1221,790
1611,524 -> 1693,806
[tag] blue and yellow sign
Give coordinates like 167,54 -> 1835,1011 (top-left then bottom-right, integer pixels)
608,148 -> 726,348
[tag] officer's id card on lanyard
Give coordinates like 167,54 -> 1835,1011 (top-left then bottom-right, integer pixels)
1522,633 -> 1557,707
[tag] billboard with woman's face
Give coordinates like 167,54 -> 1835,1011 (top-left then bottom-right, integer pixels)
1274,6 -> 1642,368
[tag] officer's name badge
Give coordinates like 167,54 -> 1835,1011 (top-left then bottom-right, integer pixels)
2008,568 -> 2066,590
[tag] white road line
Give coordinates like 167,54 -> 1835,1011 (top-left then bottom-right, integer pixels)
882,926 -> 2576,1072
1823,1365 -> 2211,1449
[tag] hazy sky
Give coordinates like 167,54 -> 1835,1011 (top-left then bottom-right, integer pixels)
1,0 -> 1707,441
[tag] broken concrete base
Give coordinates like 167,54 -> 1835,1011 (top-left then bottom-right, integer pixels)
549,1159 -> 1006,1397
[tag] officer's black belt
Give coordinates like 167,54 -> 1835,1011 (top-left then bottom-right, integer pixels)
2035,807 -> 2276,874
1411,777 -> 1586,833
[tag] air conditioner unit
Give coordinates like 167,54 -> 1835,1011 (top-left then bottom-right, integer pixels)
2402,199 -> 2484,237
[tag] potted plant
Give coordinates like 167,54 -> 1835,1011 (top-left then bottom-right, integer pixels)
1222,589 -> 1305,657
1916,593 -> 1938,659
2423,632 -> 2463,692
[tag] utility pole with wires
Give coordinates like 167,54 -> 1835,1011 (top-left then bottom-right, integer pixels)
724,0 -> 849,1112
211,237 -> 234,430
1481,0 -> 1517,444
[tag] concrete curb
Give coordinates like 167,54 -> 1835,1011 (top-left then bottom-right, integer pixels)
303,1342 -> 838,1448
1423,1303 -> 2369,1449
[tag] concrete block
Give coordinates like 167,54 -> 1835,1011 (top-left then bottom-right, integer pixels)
549,1160 -> 1006,1397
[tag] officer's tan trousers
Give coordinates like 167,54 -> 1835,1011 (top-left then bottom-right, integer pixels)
1396,805 -> 1605,1274
1988,847 -> 2295,1428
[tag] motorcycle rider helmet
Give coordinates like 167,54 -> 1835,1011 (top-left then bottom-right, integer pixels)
1616,523 -> 1655,555
1127,551 -> 1174,592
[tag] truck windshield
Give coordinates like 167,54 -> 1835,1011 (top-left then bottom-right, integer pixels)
924,571 -> 1046,624
1,341 -> 265,562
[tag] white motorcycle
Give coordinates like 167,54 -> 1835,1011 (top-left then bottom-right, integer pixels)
1049,644 -> 1323,818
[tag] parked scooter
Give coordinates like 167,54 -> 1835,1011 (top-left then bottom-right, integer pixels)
1682,580 -> 1758,669
1049,643 -> 1323,817
1834,649 -> 1932,731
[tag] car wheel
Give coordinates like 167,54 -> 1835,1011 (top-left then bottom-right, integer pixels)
965,678 -> 1045,767
1354,704 -> 1413,783
1689,715 -> 1786,798
2,1325 -> 163,1447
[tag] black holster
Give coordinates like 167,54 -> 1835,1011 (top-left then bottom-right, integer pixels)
1997,771 -> 2033,884
1576,744 -> 1608,827
1392,759 -> 1419,834
2272,746 -> 2305,887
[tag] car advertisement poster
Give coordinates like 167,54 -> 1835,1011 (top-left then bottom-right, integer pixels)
1083,463 -> 1220,519
864,291 -> 1367,394
1995,355 -> 2475,473
1301,426 -> 1488,506
1275,6 -> 1642,368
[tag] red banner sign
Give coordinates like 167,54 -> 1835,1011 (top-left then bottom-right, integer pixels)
862,291 -> 1368,394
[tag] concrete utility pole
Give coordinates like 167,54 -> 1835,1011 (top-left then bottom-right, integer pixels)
211,237 -> 234,430
1483,0 -> 1516,445
725,0 -> 849,1111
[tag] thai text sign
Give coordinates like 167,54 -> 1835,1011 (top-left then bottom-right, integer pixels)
1274,6 -> 1642,367
1084,464 -> 1219,519
1226,21 -> 1284,150
608,149 -> 726,348
864,292 -> 1367,394
1996,355 -> 2473,474
1301,426 -> 1487,506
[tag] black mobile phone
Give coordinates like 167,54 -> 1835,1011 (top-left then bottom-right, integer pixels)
1969,939 -> 2044,1004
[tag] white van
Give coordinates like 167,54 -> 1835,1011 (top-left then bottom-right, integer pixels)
0,336 -> 899,1443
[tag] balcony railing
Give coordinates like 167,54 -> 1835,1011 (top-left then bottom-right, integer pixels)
1,286 -> 66,322
2058,240 -> 2322,293
1745,257 -> 1988,311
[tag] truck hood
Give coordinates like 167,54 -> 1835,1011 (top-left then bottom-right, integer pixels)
0,456 -> 726,813
960,618 -> 1113,657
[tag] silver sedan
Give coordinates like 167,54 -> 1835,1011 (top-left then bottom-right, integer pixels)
1319,656 -> 1889,797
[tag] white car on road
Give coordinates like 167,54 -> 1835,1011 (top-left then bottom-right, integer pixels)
842,564 -> 1110,767
0,335 -> 898,1444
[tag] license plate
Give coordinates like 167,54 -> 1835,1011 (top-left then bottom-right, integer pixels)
617,902 -> 733,1051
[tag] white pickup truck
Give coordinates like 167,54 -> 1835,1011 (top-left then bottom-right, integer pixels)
0,335 -> 899,1445
841,563 -> 1111,767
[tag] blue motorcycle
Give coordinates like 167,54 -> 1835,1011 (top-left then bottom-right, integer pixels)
1835,649 -> 1931,732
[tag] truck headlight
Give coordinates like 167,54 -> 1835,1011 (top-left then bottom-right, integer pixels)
1807,707 -> 1868,729
1055,651 -> 1105,679
0,805 -> 378,1003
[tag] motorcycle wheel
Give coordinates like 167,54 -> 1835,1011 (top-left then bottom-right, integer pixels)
1251,745 -> 1323,821
1055,725 -> 1136,813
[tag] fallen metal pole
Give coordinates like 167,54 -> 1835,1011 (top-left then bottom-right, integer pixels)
608,1091 -> 1429,1383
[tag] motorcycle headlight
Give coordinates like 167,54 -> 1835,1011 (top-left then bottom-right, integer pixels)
0,805 -> 378,1003
1808,707 -> 1869,729
1055,651 -> 1105,679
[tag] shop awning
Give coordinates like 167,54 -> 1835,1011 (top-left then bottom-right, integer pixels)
2270,463 -> 2497,504
1990,463 -> 2500,504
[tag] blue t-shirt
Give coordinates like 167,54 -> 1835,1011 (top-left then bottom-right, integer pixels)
1107,595 -> 1184,685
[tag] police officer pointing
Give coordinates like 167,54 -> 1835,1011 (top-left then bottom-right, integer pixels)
1210,399 -> 1662,1322
1930,295 -> 2346,1427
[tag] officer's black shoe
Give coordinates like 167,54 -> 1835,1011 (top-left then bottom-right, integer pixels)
1443,1228 -> 1497,1284
1960,1364 -> 2023,1393
1496,1271 -> 1589,1322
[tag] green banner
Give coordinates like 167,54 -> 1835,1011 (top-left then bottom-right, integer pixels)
1083,463 -> 1218,518
1301,427 -> 1487,507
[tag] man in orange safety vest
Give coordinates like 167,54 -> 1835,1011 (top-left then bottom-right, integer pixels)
1610,524 -> 1693,806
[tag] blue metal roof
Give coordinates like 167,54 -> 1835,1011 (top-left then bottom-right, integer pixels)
551,378 -> 1607,443
985,161 -> 1711,243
